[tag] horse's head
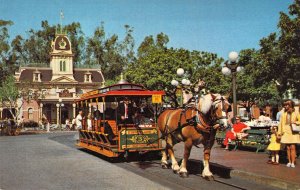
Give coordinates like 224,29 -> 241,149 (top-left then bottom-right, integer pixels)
198,93 -> 230,129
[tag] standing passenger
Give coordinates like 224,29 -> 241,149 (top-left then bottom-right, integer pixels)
87,113 -> 93,131
76,110 -> 83,130
117,97 -> 134,124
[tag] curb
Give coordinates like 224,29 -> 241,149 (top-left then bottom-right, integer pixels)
230,169 -> 300,190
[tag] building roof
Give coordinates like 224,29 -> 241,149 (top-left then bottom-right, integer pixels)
73,70 -> 102,82
17,67 -> 103,83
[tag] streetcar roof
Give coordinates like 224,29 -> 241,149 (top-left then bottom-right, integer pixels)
75,82 -> 165,102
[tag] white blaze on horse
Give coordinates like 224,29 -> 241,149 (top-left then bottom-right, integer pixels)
157,93 -> 230,179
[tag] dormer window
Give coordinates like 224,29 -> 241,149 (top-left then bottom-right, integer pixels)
84,71 -> 92,83
33,70 -> 41,82
34,74 -> 39,81
60,60 -> 66,72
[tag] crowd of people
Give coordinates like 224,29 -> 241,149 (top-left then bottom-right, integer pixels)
223,99 -> 300,168
70,97 -> 154,131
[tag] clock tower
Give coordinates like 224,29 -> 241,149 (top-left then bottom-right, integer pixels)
50,31 -> 76,82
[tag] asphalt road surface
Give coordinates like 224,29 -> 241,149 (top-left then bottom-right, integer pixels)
0,132 -> 279,190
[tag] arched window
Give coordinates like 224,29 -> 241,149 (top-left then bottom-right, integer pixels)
28,108 -> 33,120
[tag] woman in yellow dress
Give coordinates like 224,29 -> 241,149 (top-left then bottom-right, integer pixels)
267,126 -> 281,165
277,100 -> 300,168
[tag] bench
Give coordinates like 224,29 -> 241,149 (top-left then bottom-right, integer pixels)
231,129 -> 269,153
215,130 -> 226,145
215,129 -> 269,153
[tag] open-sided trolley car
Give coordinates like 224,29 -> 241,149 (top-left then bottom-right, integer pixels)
75,82 -> 165,158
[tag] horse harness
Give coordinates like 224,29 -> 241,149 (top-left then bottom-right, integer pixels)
163,107 -> 212,141
161,95 -> 228,147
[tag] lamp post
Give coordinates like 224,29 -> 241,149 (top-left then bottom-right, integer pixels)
171,68 -> 191,107
56,98 -> 64,130
222,51 -> 243,120
0,107 -> 3,120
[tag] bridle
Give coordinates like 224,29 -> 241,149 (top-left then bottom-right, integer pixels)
209,95 -> 229,127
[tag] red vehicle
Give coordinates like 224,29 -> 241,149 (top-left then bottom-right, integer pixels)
75,82 -> 165,158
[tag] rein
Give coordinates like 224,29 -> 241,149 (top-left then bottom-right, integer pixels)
209,96 -> 228,126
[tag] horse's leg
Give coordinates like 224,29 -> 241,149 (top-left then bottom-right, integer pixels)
166,137 -> 180,173
202,148 -> 214,180
161,137 -> 169,169
179,138 -> 192,178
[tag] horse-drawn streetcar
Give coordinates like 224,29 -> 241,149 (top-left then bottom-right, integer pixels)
75,82 -> 165,158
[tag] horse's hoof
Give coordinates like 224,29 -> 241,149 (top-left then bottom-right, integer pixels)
202,176 -> 214,181
179,172 -> 189,178
161,164 -> 168,169
173,169 -> 179,174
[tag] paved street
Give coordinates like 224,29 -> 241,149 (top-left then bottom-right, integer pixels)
0,132 -> 169,190
1,132 -> 279,190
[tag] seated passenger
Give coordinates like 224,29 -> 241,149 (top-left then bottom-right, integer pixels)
93,109 -> 102,120
223,116 -> 250,150
133,100 -> 154,125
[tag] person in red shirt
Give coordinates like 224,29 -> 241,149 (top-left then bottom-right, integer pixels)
223,116 -> 250,150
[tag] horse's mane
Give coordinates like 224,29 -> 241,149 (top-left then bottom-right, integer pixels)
198,94 -> 213,114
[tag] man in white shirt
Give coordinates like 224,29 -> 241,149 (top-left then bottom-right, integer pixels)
76,110 -> 83,129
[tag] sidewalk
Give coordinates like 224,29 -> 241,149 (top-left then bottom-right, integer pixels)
173,143 -> 300,190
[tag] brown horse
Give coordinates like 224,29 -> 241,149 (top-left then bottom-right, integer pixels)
157,93 -> 230,179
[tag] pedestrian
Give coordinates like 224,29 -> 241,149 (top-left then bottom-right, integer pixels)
71,117 -> 76,130
17,116 -> 24,128
65,118 -> 70,130
276,107 -> 284,122
277,99 -> 300,168
267,126 -> 281,165
76,109 -> 83,130
42,114 -> 49,130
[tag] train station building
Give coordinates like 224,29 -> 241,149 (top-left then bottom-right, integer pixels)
9,31 -> 105,125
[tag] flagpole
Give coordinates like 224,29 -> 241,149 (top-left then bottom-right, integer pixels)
60,10 -> 64,33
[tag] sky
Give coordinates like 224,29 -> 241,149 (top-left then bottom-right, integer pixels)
0,0 -> 294,59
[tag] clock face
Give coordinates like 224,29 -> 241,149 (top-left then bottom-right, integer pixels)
55,36 -> 70,50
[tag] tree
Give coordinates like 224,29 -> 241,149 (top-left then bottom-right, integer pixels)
253,0 -> 300,99
11,21 -> 85,66
126,46 -> 225,107
0,20 -> 14,81
0,20 -> 13,64
0,75 -> 45,121
137,33 -> 169,58
86,23 -> 135,82
64,22 -> 85,64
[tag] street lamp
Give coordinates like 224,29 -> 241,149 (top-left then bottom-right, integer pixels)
171,68 -> 191,107
222,51 -> 243,120
0,107 -> 3,120
56,98 -> 64,130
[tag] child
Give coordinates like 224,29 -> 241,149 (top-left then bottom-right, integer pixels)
267,126 -> 281,165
